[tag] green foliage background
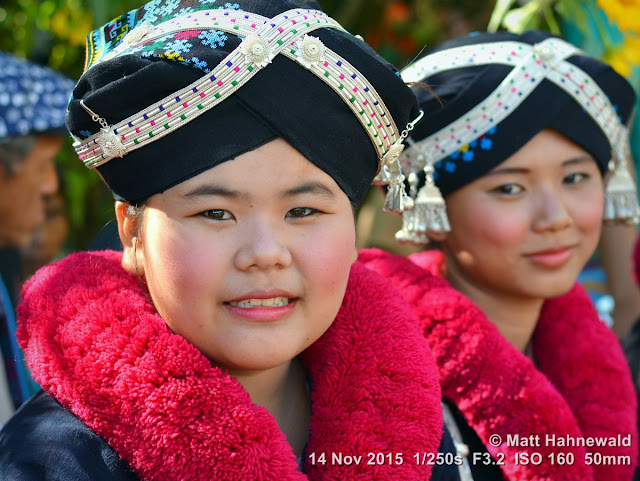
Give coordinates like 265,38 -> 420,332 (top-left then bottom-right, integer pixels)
0,0 -> 494,250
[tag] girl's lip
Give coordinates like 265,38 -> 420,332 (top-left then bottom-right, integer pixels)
224,300 -> 298,322
524,246 -> 573,268
226,289 -> 296,303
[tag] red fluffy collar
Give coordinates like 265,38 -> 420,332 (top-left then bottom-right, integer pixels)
360,248 -> 638,481
17,251 -> 443,481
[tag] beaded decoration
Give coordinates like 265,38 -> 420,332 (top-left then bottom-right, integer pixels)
399,39 -> 584,173
396,37 -> 639,243
75,8 -> 415,210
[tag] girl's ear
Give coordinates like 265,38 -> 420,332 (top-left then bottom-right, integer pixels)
427,230 -> 448,243
115,201 -> 144,277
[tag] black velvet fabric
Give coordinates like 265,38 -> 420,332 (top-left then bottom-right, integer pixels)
1,392 -> 462,481
443,399 -> 506,481
66,0 -> 419,204
0,391 -> 140,480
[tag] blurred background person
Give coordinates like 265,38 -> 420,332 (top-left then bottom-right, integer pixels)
0,50 -> 74,425
357,0 -> 640,340
19,190 -> 69,281
362,29 -> 638,481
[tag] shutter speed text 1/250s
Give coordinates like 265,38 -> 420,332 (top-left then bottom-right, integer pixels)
307,452 -> 464,466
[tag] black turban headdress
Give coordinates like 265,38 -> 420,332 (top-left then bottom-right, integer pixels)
66,0 -> 420,204
402,30 -> 635,197
393,30 -> 638,243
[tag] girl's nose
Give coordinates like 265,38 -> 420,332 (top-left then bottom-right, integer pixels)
234,220 -> 292,271
531,188 -> 572,233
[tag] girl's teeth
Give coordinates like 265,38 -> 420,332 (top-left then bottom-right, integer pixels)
228,297 -> 290,308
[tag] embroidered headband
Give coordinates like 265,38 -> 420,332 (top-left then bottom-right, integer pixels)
67,0 -> 420,206
393,31 -> 638,244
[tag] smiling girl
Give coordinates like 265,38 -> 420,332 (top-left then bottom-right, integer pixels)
0,1 -> 446,480
361,31 -> 638,481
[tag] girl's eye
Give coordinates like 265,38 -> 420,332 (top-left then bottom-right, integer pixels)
200,209 -> 233,220
564,172 -> 590,185
286,207 -> 319,218
491,183 -> 524,196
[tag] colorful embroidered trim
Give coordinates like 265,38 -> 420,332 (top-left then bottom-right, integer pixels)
398,38 -> 626,175
74,8 -> 400,169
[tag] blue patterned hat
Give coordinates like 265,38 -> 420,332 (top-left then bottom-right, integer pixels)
0,51 -> 75,140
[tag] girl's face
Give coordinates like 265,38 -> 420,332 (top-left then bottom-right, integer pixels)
438,128 -> 604,302
119,138 -> 357,372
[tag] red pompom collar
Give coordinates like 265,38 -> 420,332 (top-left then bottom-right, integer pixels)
17,250 -> 443,481
360,248 -> 638,481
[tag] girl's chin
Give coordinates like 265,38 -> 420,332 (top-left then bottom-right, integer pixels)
518,277 -> 578,300
210,352 -> 301,374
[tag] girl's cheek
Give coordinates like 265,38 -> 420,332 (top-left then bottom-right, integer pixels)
572,186 -> 603,235
142,219 -> 206,292
462,203 -> 528,248
307,224 -> 356,288
481,215 -> 528,246
579,203 -> 604,246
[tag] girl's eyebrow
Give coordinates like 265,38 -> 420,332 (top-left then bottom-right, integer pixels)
182,181 -> 336,200
485,155 -> 595,177
281,182 -> 336,200
183,184 -> 242,198
562,155 -> 594,166
484,167 -> 530,176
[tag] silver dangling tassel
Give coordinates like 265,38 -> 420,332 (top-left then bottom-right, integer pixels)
395,208 -> 413,243
381,141 -> 414,213
411,162 -> 451,234
395,209 -> 430,245
603,127 -> 640,225
372,163 -> 392,185
383,171 -> 414,213
377,110 -> 425,211
395,172 -> 429,244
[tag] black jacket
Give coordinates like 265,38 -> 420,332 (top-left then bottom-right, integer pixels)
1,391 -> 462,481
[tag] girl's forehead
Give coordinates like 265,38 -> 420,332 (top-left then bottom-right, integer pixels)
492,129 -> 594,170
161,138 -> 348,201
